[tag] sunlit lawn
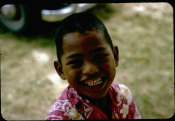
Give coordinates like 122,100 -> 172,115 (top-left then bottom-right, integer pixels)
1,3 -> 174,119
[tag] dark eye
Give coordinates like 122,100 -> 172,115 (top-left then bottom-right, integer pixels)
66,59 -> 83,68
94,54 -> 109,60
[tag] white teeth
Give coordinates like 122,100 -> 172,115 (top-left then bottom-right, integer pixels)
84,77 -> 103,86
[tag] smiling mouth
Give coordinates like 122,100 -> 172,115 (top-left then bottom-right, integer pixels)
82,77 -> 104,87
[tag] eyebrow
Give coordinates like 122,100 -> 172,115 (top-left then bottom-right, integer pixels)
66,53 -> 82,59
90,47 -> 106,54
66,47 -> 106,59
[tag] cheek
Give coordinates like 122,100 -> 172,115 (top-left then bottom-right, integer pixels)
102,58 -> 116,79
63,68 -> 81,85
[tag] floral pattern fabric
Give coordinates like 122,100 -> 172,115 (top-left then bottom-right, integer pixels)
46,82 -> 141,120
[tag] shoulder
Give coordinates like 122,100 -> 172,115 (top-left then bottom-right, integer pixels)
46,86 -> 85,120
111,82 -> 133,105
47,99 -> 85,120
111,82 -> 141,119
46,86 -> 70,120
111,82 -> 132,96
46,99 -> 70,120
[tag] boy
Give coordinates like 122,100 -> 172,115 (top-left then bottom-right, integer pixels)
46,12 -> 141,120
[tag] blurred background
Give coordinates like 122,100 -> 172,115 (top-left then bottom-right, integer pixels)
0,3 -> 174,119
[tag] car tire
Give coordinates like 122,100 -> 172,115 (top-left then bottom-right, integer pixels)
0,4 -> 41,33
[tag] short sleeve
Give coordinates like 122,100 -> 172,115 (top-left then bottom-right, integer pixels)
46,100 -> 70,120
112,83 -> 141,119
118,83 -> 141,119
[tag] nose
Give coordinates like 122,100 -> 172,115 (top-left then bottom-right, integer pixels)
82,60 -> 99,75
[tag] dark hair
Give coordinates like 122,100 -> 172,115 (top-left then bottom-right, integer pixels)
55,12 -> 114,64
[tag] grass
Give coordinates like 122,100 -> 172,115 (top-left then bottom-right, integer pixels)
0,3 -> 174,119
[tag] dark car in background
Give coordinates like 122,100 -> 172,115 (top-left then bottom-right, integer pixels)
0,3 -> 97,32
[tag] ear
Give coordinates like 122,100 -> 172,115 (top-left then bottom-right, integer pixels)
54,61 -> 66,80
113,46 -> 119,67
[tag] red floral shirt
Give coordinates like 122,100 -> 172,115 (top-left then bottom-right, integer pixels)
46,82 -> 141,120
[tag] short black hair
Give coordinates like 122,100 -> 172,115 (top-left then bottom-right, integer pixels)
55,12 -> 114,64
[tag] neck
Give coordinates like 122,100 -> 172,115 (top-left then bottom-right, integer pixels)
79,92 -> 109,104
79,93 -> 112,119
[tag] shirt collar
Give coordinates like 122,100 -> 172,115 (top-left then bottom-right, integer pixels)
67,86 -> 83,107
67,85 -> 117,108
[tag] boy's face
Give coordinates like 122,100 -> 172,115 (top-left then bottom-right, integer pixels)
54,30 -> 119,99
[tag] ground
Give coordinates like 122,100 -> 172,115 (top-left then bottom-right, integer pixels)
0,3 -> 174,119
